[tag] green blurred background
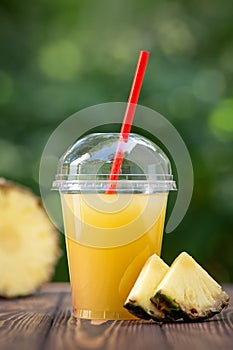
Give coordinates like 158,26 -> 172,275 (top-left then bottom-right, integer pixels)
0,0 -> 232,282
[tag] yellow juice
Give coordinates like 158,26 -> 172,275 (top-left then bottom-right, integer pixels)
61,192 -> 168,319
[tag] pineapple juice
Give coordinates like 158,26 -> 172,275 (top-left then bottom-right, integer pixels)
61,192 -> 167,320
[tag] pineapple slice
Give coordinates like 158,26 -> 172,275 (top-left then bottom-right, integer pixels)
124,254 -> 170,321
151,252 -> 230,321
0,178 -> 61,297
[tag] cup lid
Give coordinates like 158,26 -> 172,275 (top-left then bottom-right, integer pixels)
52,133 -> 176,193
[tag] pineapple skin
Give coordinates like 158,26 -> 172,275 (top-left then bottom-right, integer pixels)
152,291 -> 229,321
124,301 -> 152,320
151,252 -> 230,321
0,178 -> 61,298
151,292 -> 184,321
124,295 -> 170,322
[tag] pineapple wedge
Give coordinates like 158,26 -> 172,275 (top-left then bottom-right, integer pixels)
0,178 -> 60,297
124,254 -> 170,321
151,252 -> 230,321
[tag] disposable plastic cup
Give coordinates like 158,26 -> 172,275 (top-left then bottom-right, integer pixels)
52,133 -> 176,320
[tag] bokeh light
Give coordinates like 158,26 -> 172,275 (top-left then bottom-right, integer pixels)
209,99 -> 233,140
38,40 -> 82,81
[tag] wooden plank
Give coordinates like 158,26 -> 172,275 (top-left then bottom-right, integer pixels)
0,284 -> 63,350
43,284 -> 233,350
44,313 -> 233,350
0,283 -> 70,311
0,284 -> 232,350
159,307 -> 233,350
0,310 -> 53,350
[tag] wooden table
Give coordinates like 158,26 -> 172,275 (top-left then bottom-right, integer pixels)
0,283 -> 232,350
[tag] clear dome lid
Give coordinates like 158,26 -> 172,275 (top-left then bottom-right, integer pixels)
52,133 -> 176,193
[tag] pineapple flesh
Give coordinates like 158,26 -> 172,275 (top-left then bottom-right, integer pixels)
124,254 -> 170,321
0,178 -> 60,297
151,252 -> 230,321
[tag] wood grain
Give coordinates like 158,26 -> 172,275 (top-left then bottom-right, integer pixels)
0,284 -> 232,350
0,286 -> 62,350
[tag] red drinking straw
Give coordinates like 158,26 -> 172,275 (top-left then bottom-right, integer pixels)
105,50 -> 150,194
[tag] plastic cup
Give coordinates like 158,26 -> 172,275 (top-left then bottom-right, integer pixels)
52,133 -> 176,320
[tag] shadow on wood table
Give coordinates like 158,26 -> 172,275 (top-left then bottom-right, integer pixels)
0,283 -> 232,350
